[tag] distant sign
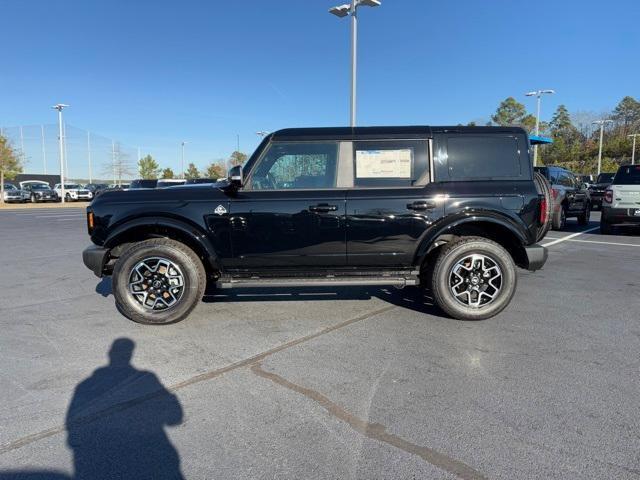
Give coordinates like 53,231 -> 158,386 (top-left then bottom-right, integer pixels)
355,149 -> 412,178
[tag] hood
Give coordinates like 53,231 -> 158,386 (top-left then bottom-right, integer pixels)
92,183 -> 227,205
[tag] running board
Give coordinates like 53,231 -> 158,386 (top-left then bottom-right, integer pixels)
216,276 -> 419,289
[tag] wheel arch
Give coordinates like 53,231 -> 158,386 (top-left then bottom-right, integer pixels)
104,216 -> 221,275
416,216 -> 529,269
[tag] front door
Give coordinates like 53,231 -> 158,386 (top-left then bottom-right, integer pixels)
225,141 -> 347,270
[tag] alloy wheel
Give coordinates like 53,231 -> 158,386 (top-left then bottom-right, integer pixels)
128,257 -> 185,311
448,254 -> 503,308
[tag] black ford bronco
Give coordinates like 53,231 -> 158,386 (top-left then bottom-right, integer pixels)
83,126 -> 550,325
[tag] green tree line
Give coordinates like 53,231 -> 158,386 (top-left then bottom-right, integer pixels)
136,150 -> 247,180
483,95 -> 640,174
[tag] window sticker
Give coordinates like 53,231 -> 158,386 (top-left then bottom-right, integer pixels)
355,149 -> 412,178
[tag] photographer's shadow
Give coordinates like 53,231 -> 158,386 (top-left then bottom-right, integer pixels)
65,338 -> 184,480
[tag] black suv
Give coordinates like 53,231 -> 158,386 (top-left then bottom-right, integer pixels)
534,166 -> 591,229
83,126 -> 549,324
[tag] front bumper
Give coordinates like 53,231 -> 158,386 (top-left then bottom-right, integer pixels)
602,207 -> 640,225
82,245 -> 109,277
524,244 -> 548,271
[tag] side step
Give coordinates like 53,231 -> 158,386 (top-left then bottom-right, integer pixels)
216,275 -> 419,289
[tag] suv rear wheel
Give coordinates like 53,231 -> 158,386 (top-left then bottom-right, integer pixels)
112,238 -> 206,325
430,237 -> 517,320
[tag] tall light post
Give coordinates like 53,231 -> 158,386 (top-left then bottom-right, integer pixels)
593,119 -> 614,175
525,89 -> 555,166
329,0 -> 381,127
52,104 -> 69,203
628,133 -> 639,165
180,141 -> 188,179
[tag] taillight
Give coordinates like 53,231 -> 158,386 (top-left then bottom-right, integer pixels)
604,189 -> 613,204
540,197 -> 547,224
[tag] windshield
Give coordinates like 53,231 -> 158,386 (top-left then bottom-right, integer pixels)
612,165 -> 640,185
130,179 -> 157,189
64,184 -> 81,189
3,184 -> 17,190
596,173 -> 614,184
31,184 -> 50,190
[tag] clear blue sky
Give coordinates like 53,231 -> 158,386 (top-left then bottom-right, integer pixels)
1,0 -> 638,178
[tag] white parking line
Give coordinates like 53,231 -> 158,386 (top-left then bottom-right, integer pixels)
36,214 -> 82,218
541,226 -> 599,247
561,238 -> 640,248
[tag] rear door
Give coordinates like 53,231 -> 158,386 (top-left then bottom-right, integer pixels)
345,139 -> 443,267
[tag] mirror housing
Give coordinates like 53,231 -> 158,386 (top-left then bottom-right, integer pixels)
228,165 -> 243,188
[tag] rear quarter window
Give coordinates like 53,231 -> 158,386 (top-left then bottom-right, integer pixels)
444,135 -> 527,181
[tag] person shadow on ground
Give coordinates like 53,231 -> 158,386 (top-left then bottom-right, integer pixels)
65,338 -> 184,480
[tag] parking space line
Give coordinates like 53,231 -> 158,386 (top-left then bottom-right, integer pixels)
557,238 -> 640,248
541,227 -> 599,247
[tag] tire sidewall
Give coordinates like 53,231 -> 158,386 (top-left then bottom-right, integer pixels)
433,240 -> 517,320
112,242 -> 203,325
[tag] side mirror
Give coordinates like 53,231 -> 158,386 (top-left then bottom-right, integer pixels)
228,165 -> 243,188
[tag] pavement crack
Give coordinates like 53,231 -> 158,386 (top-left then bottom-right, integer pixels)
250,361 -> 488,480
0,304 -> 396,455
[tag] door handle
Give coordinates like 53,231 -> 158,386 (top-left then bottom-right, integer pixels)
309,204 -> 338,213
407,201 -> 436,211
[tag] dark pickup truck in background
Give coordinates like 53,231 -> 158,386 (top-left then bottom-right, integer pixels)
83,126 -> 550,325
588,172 -> 616,210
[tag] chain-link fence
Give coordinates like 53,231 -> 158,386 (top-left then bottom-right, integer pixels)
0,124 -> 139,183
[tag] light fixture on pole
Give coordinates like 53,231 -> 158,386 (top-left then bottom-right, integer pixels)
51,104 -> 69,203
256,131 -> 270,138
628,133 -> 639,165
180,141 -> 188,179
525,89 -> 555,166
329,0 -> 381,127
593,119 -> 614,175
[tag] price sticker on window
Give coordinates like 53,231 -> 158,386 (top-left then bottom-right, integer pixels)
355,149 -> 412,178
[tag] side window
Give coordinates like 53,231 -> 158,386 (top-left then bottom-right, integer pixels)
446,135 -> 523,180
249,142 -> 338,190
558,172 -> 573,188
353,140 -> 429,188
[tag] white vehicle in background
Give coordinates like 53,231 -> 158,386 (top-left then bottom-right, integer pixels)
53,183 -> 93,202
601,165 -> 640,234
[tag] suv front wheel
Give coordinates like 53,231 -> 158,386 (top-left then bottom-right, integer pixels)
430,237 -> 517,320
112,238 -> 206,325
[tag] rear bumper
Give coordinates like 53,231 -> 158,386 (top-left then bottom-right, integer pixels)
82,245 -> 109,277
602,207 -> 640,225
524,243 -> 548,271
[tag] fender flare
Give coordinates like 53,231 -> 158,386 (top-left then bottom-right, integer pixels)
414,211 -> 530,265
104,216 -> 221,271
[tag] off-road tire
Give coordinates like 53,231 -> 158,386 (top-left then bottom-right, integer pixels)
600,219 -> 613,235
30,194 -> 37,203
430,237 -> 517,321
112,238 -> 206,325
577,203 -> 591,226
533,172 -> 552,242
552,204 -> 567,230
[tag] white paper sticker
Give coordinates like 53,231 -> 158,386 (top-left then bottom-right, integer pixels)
355,149 -> 412,178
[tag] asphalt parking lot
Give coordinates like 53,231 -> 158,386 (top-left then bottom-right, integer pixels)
0,207 -> 639,480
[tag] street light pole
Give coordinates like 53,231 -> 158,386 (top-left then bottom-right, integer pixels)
525,89 -> 555,166
329,0 -> 381,127
628,133 -> 639,165
52,104 -> 69,203
593,119 -> 613,175
181,141 -> 188,179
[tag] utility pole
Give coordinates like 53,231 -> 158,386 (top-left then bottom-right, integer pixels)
525,89 -> 555,166
628,133 -> 639,165
51,104 -> 69,203
63,121 -> 69,180
41,125 -> 47,174
180,141 -> 188,179
112,140 -> 116,185
593,119 -> 614,175
329,0 -> 381,127
87,131 -> 92,183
